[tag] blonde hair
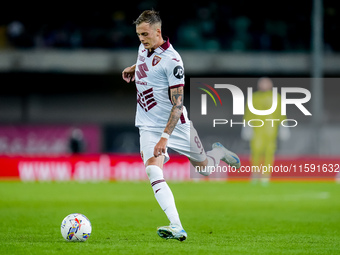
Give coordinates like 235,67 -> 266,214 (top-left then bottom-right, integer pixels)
133,10 -> 162,27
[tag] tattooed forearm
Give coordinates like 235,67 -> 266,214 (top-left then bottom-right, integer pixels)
164,87 -> 184,135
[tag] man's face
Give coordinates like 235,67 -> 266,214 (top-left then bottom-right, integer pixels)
136,22 -> 160,51
258,78 -> 273,91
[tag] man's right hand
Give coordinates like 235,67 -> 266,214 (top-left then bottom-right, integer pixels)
122,65 -> 136,83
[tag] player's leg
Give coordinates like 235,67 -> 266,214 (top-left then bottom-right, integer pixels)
190,123 -> 240,175
145,156 -> 183,228
190,144 -> 241,176
262,138 -> 277,185
250,136 -> 264,182
169,122 -> 241,176
146,157 -> 187,241
140,129 -> 186,241
336,170 -> 340,184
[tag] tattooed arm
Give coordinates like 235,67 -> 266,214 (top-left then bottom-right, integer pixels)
164,86 -> 184,135
153,86 -> 184,157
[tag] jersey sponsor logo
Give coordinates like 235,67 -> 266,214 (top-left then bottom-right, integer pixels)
136,81 -> 147,85
173,66 -> 184,79
137,88 -> 157,112
136,63 -> 148,79
138,55 -> 145,62
152,55 -> 162,66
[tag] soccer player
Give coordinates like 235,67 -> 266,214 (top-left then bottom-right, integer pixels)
242,77 -> 289,185
122,10 -> 240,241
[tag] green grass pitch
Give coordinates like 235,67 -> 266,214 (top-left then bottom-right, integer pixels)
0,181 -> 339,254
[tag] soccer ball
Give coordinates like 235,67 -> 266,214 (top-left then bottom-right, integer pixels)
61,213 -> 92,241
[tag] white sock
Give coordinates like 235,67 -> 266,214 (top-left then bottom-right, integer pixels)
198,148 -> 224,176
146,165 -> 182,227
206,148 -> 223,167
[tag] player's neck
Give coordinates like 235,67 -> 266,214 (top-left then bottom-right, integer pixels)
149,37 -> 165,52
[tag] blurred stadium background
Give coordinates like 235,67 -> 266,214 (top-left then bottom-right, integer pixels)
0,0 -> 339,181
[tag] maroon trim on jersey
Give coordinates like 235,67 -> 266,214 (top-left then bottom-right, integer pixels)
180,113 -> 186,124
148,102 -> 157,110
137,87 -> 157,112
144,93 -> 154,100
169,84 -> 184,89
159,37 -> 170,52
143,88 -> 153,94
147,50 -> 154,58
145,37 -> 171,57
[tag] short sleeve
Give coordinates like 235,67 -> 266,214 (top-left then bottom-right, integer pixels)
166,56 -> 185,89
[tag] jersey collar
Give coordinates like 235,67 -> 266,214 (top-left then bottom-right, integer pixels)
146,37 -> 170,57
155,37 -> 170,54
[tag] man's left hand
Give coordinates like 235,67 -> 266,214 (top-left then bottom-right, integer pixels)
153,138 -> 168,157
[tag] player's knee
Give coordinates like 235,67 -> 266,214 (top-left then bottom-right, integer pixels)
145,165 -> 153,178
145,165 -> 164,182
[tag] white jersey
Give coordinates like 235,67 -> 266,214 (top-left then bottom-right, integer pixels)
134,38 -> 189,128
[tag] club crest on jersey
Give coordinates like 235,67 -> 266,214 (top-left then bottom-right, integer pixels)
152,55 -> 162,66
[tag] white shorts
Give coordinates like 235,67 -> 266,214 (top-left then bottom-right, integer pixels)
139,121 -> 207,165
